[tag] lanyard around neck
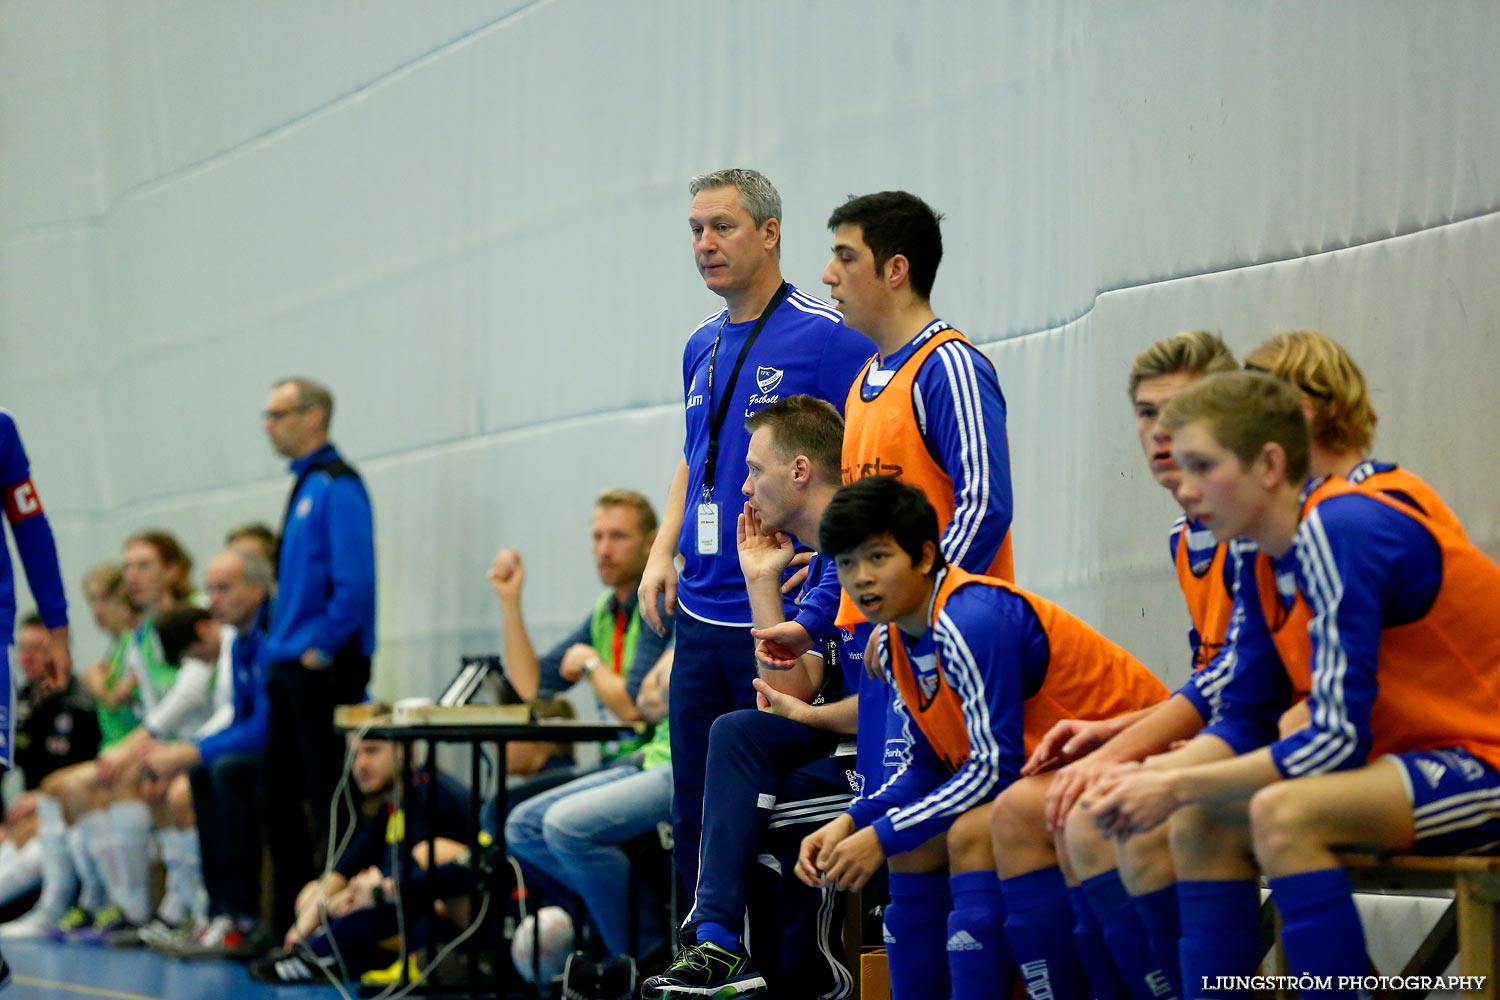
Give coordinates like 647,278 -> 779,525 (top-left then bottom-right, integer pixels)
702,281 -> 790,500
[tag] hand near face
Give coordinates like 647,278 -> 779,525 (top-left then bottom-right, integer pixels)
780,550 -> 814,595
736,504 -> 796,583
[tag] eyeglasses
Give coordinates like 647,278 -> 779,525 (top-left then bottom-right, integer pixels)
262,405 -> 311,422
1243,362 -> 1333,402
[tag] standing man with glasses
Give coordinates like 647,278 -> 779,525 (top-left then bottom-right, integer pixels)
258,378 -> 376,935
638,168 -> 872,912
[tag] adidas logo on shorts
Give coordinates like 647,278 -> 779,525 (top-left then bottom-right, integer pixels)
1416,757 -> 1447,788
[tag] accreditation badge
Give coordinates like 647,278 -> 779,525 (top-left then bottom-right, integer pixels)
696,502 -> 720,555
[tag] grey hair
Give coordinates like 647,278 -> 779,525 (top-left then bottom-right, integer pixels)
689,168 -> 782,231
236,549 -> 275,591
272,377 -> 334,430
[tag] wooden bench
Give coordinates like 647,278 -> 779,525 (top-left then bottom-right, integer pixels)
1338,857 -> 1500,995
1334,853 -> 1499,997
861,854 -> 1500,999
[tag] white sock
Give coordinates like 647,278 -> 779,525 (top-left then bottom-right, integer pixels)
67,824 -> 107,913
156,828 -> 204,927
104,801 -> 154,925
33,796 -> 79,919
80,810 -> 119,913
0,839 -> 43,906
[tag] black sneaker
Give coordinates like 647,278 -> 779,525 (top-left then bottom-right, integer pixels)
639,941 -> 766,998
0,947 -> 10,991
564,951 -> 637,1000
248,945 -> 337,984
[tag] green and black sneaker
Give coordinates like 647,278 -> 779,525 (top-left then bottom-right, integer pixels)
639,941 -> 766,998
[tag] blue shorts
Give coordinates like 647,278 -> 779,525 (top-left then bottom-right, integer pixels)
1392,748 -> 1500,855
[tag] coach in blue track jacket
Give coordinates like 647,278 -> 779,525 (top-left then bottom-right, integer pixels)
258,377 -> 376,932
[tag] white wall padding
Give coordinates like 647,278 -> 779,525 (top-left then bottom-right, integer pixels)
3,1 -> 1498,697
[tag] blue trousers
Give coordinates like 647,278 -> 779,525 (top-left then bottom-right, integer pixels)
688,709 -> 856,999
668,613 -> 758,899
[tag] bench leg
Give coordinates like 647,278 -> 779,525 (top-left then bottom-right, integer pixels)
1457,874 -> 1499,999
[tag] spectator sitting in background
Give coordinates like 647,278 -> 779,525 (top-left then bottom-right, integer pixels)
139,547 -> 273,956
527,647 -> 675,1000
1,530 -> 208,941
0,563 -> 140,922
223,521 -> 277,632
75,564 -> 144,757
250,726 -> 472,986
0,613 -> 102,917
223,522 -> 278,572
486,488 -> 672,815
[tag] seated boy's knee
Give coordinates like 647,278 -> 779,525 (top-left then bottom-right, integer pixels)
990,778 -> 1046,846
890,831 -> 948,874
1246,782 -> 1316,865
1168,802 -> 1248,869
1063,802 -> 1113,871
947,803 -> 997,872
1115,822 -> 1173,888
168,775 -> 195,815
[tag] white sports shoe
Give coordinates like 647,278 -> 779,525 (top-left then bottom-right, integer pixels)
0,909 -> 62,940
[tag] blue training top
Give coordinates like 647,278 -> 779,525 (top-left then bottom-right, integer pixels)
0,408 -> 68,639
267,443 -> 376,662
1203,488 -> 1443,775
197,626 -> 271,766
675,285 -> 872,627
847,582 -> 1049,857
857,319 -> 1014,574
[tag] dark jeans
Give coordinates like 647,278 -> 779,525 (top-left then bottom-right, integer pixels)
262,647 -> 369,930
191,751 -> 264,923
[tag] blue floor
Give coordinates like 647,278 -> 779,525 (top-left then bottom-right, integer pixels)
2,938 -> 345,999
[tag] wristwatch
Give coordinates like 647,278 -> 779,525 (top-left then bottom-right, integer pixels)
580,656 -> 602,679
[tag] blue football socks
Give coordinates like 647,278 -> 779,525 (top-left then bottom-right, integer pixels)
1000,867 -> 1088,1000
885,871 -> 952,1000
